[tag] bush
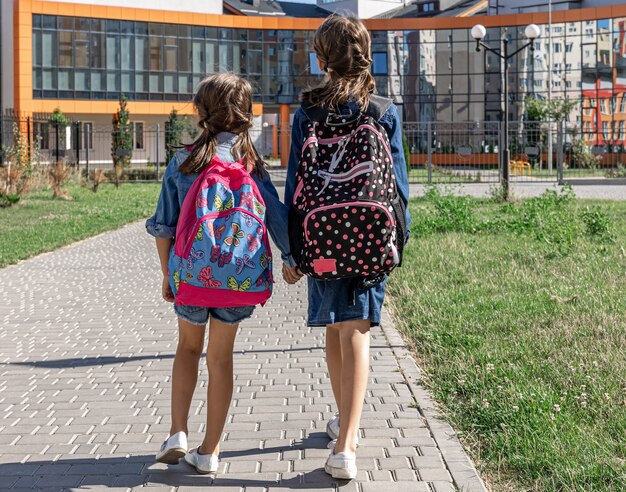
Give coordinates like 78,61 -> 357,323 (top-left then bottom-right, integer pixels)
0,123 -> 33,205
580,206 -> 615,243
86,167 -> 165,182
415,185 -> 612,258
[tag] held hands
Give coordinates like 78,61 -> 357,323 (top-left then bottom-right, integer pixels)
282,264 -> 304,285
162,276 -> 175,303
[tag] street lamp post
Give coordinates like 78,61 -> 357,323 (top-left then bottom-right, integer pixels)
471,23 -> 541,200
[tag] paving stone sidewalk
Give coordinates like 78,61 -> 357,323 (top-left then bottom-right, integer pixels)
0,221 -> 487,492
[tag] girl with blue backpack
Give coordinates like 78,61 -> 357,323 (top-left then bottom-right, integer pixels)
146,73 -> 296,475
284,15 -> 411,480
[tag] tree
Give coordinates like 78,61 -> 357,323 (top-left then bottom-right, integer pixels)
165,108 -> 185,164
165,108 -> 198,164
111,96 -> 133,187
0,123 -> 32,206
48,108 -> 72,200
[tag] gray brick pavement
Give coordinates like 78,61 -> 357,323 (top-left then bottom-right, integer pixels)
0,221 -> 486,492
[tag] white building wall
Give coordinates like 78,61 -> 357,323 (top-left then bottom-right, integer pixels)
317,0 -> 404,19
38,0 -> 223,15
1,0 -> 15,113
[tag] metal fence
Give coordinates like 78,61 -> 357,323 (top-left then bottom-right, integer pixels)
2,114 -> 623,184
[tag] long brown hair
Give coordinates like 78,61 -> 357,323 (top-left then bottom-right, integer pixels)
301,15 -> 376,111
180,73 -> 264,175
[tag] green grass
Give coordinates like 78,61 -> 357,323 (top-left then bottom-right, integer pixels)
388,188 -> 626,491
0,183 -> 160,267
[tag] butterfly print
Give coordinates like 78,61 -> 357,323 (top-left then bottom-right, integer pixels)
260,252 -> 272,269
196,226 -> 204,241
213,224 -> 227,240
227,276 -> 252,292
246,234 -> 260,252
185,248 -> 204,269
253,200 -> 264,216
214,194 -> 234,212
197,195 -> 208,208
240,192 -> 254,209
235,254 -> 255,275
209,246 -> 232,268
255,269 -> 273,289
198,266 -> 222,288
243,215 -> 253,227
224,223 -> 244,247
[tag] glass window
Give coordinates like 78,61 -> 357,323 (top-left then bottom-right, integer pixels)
90,33 -> 105,69
192,41 -> 204,73
178,38 -> 191,72
164,46 -> 177,71
309,53 -> 322,75
33,31 -> 42,66
107,72 -> 119,91
121,72 -> 132,93
150,38 -> 163,70
42,15 -> 56,29
107,36 -> 119,69
83,123 -> 93,150
58,17 -> 74,30
372,52 -> 388,75
41,69 -> 54,90
164,74 -> 176,93
135,37 -> 148,71
206,41 -> 217,73
91,71 -> 104,92
59,32 -> 73,67
133,122 -> 144,149
75,40 -> 89,68
135,73 -> 147,92
42,32 -> 57,67
75,70 -> 88,91
121,36 -> 132,70
135,22 -> 149,36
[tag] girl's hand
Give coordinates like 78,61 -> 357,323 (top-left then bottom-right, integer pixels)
162,276 -> 175,302
283,264 -> 303,285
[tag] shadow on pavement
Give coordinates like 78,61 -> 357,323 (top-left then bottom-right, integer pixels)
1,434 -> 349,489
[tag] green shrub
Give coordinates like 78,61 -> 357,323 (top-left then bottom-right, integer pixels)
580,206 -> 615,243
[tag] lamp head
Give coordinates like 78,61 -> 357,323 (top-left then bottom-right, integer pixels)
471,24 -> 487,41
525,24 -> 541,40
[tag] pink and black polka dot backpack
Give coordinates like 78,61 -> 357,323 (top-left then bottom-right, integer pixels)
289,96 -> 406,285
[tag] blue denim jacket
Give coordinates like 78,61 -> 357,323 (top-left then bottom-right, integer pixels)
284,100 -> 411,239
146,132 -> 296,267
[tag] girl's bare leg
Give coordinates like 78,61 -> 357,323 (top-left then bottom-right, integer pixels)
333,319 -> 371,454
325,324 -> 343,411
170,319 -> 206,436
198,318 -> 239,455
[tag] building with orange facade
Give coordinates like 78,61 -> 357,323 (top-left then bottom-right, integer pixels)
2,0 -> 626,164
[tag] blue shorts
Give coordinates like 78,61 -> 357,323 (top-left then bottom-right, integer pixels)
174,304 -> 255,326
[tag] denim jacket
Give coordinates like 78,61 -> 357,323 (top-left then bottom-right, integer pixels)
284,97 -> 411,240
146,132 -> 296,267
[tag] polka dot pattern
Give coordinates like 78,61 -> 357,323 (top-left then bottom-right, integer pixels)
290,114 -> 403,280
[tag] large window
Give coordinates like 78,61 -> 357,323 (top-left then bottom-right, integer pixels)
30,13 -> 619,126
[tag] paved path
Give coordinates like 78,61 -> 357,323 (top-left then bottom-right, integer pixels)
0,222 -> 487,492
407,180 -> 626,200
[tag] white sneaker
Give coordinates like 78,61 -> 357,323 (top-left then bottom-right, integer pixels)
155,431 -> 187,464
184,447 -> 219,475
325,449 -> 357,480
326,415 -> 359,446
326,413 -> 340,440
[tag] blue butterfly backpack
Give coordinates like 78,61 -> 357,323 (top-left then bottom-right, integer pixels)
167,155 -> 273,307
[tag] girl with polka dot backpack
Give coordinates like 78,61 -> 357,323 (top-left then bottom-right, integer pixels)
283,14 -> 411,481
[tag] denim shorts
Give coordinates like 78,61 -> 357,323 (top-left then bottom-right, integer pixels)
174,304 -> 255,326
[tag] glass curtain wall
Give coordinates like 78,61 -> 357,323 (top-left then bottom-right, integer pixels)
31,13 -> 626,140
